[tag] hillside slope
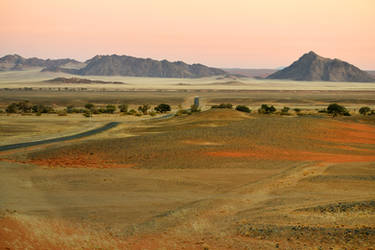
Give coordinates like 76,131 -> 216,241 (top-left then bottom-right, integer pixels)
267,51 -> 374,82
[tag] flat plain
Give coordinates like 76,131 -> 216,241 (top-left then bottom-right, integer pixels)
0,73 -> 375,249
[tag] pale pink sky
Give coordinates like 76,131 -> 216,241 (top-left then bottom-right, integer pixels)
1,0 -> 374,69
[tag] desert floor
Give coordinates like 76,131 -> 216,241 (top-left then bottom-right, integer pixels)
1,101 -> 374,249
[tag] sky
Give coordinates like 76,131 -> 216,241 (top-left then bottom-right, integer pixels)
1,0 -> 374,69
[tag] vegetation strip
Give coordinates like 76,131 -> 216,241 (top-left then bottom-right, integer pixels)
0,122 -> 120,152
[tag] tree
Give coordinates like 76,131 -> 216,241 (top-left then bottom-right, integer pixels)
85,103 -> 95,110
359,106 -> 371,116
155,103 -> 171,113
17,100 -> 32,113
327,103 -> 350,116
258,104 -> 276,114
280,106 -> 290,115
105,105 -> 116,114
235,105 -> 251,113
118,104 -> 128,113
138,104 -> 150,115
6,103 -> 18,113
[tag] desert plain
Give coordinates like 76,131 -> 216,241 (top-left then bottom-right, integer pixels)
0,74 -> 375,249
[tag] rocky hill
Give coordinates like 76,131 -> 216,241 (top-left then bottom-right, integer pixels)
0,54 -> 81,71
267,51 -> 374,82
73,55 -> 226,78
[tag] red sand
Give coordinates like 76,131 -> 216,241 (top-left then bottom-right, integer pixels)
29,153 -> 135,169
206,145 -> 375,163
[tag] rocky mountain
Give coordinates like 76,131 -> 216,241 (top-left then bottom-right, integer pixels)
0,54 -> 81,71
267,51 -> 374,82
72,55 -> 226,78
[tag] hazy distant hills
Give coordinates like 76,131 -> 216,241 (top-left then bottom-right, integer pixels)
0,54 -> 225,78
267,51 -> 375,82
74,55 -> 225,78
1,53 -> 374,81
0,54 -> 82,72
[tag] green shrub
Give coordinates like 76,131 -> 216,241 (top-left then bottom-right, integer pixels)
6,103 -> 18,113
327,103 -> 350,116
235,105 -> 251,113
138,104 -> 150,115
258,104 -> 276,114
155,103 -> 171,113
105,105 -> 116,114
85,103 -> 95,110
280,107 -> 291,115
359,106 -> 371,116
118,104 -> 128,113
293,108 -> 301,113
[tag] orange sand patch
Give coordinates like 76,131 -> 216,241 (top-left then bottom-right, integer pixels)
29,153 -> 135,169
206,145 -> 375,163
311,120 -> 375,144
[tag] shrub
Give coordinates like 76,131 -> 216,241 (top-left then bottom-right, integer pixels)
138,104 -> 150,115
280,106 -> 290,115
6,103 -> 18,113
105,105 -> 116,114
359,106 -> 371,116
149,111 -> 157,116
327,103 -> 350,116
32,104 -> 54,114
211,103 -> 233,109
118,104 -> 128,113
293,108 -> 301,113
85,103 -> 95,110
128,109 -> 137,115
83,111 -> 92,117
155,103 -> 171,113
258,104 -> 276,114
235,105 -> 251,113
66,105 -> 75,113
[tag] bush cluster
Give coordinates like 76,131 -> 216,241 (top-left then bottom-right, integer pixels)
235,105 -> 251,113
258,104 -> 276,114
6,101 -> 55,114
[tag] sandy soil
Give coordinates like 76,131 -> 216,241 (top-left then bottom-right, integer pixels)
1,109 -> 374,249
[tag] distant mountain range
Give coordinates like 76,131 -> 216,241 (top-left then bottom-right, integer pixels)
1,53 -> 373,81
0,54 -> 225,78
267,51 -> 374,82
0,54 -> 82,71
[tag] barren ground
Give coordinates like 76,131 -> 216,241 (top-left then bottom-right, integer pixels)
1,104 -> 374,249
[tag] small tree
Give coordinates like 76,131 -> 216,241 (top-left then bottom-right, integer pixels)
327,103 -> 350,116
105,105 -> 116,114
359,106 -> 371,116
85,103 -> 95,110
6,103 -> 18,113
118,104 -> 128,113
258,104 -> 276,114
235,105 -> 251,113
280,106 -> 290,115
155,103 -> 171,113
138,104 -> 150,115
